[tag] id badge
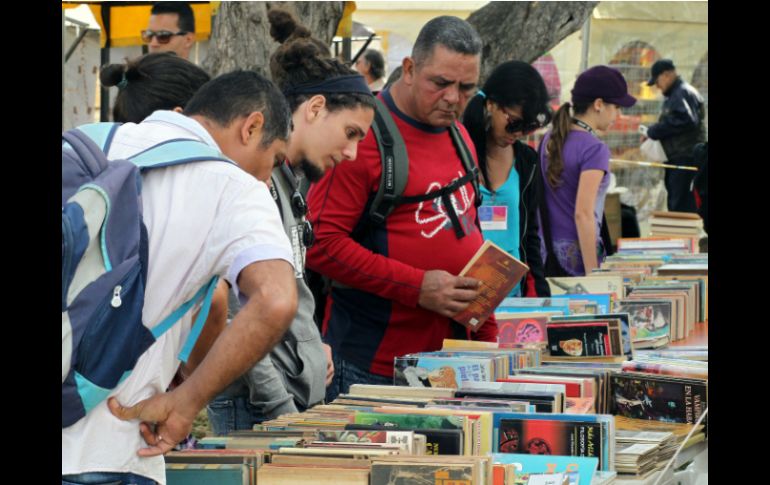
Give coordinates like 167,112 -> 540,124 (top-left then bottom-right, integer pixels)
479,205 -> 508,231
290,225 -> 305,278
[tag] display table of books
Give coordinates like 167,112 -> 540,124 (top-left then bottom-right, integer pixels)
166,236 -> 707,485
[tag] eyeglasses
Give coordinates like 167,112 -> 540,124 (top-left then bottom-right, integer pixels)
141,30 -> 188,44
290,189 -> 315,248
502,111 -> 543,135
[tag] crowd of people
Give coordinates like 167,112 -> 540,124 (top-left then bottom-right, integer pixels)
62,4 -> 707,484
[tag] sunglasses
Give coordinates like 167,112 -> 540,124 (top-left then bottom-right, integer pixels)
290,189 -> 315,248
502,111 -> 543,135
141,30 -> 188,44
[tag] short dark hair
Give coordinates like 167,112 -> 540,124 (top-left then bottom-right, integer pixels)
363,49 -> 385,80
184,70 -> 291,147
268,9 -> 375,114
412,16 -> 482,66
100,52 -> 210,123
151,2 -> 195,33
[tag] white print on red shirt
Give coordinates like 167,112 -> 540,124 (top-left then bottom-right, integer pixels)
414,171 -> 473,239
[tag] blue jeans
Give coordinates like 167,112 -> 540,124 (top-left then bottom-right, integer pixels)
325,354 -> 392,402
62,472 -> 157,485
206,396 -> 266,436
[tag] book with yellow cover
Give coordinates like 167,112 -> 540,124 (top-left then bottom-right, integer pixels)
454,240 -> 529,330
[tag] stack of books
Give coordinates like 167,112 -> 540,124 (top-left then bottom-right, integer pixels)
648,211 -> 703,237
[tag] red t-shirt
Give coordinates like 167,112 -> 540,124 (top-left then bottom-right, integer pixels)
306,90 -> 497,377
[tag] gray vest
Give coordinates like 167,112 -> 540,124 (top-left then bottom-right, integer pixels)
222,166 -> 327,411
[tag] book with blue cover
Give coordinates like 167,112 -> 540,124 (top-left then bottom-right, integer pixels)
498,297 -> 571,315
394,355 -> 494,388
490,453 -> 599,485
166,463 -> 250,485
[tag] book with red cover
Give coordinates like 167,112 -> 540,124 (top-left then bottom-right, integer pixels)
498,377 -> 582,398
496,418 -> 604,467
454,240 -> 529,330
496,313 -> 550,347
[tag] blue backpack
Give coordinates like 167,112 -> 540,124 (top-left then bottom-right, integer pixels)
62,123 -> 233,428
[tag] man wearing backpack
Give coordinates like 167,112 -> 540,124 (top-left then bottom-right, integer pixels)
305,17 -> 496,402
62,71 -> 298,485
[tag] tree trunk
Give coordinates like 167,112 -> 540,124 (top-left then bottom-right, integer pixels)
203,1 -> 344,79
467,1 -> 598,80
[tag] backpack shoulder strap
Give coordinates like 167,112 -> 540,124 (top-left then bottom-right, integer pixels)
73,122 -> 121,153
448,122 -> 482,208
368,98 -> 409,224
127,138 -> 234,170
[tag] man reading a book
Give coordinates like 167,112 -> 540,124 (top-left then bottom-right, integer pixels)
305,16 -> 497,401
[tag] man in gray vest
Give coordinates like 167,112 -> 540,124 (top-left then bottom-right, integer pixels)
646,59 -> 707,213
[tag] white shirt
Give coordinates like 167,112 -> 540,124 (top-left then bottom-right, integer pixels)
62,111 -> 293,484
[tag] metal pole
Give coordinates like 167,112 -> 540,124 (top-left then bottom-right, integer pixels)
100,4 -> 112,122
65,27 -> 92,63
351,33 -> 376,64
342,37 -> 352,63
580,17 -> 591,72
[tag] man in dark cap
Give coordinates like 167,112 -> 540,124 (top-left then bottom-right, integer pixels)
645,59 -> 706,213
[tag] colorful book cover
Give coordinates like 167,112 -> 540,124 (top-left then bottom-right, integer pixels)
491,413 -> 613,471
496,419 -> 603,466
609,374 -> 707,426
455,240 -> 530,329
394,356 -> 493,388
616,299 -> 672,342
550,313 -> 633,358
497,313 -> 550,346
316,430 -> 415,453
353,412 -> 464,430
546,322 -> 612,357
490,453 -> 599,485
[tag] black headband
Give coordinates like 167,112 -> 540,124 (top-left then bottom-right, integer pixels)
282,74 -> 373,97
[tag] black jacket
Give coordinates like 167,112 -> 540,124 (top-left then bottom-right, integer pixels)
647,77 -> 706,161
513,140 -> 550,297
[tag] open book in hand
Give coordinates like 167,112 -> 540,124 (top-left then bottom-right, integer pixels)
453,240 -> 529,331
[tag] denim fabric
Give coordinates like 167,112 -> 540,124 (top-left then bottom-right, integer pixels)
62,472 -> 157,485
325,354 -> 393,402
206,396 -> 266,436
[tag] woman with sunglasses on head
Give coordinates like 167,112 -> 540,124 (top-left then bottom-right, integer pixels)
206,9 -> 376,435
539,65 -> 636,276
462,60 -> 552,297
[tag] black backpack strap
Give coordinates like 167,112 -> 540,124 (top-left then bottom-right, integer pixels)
369,98 -> 409,225
449,123 -> 482,208
367,102 -> 480,239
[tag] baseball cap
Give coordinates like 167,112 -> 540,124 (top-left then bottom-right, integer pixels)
571,65 -> 637,108
647,59 -> 675,86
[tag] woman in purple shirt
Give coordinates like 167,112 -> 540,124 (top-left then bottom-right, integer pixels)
539,66 -> 636,276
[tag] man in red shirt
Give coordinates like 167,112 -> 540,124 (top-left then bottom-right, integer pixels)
306,16 -> 497,401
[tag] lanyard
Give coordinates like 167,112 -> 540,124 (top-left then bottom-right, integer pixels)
572,118 -> 597,137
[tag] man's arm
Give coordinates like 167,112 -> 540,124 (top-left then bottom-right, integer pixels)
108,259 -> 297,456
